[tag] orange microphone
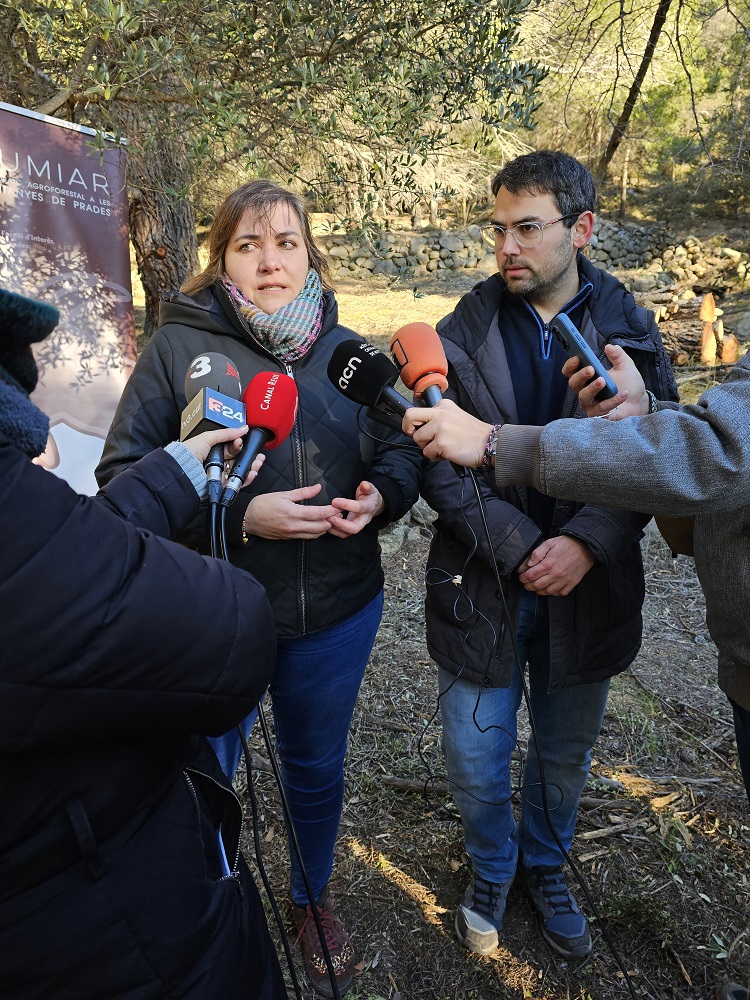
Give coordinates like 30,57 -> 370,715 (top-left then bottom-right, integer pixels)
389,322 -> 448,406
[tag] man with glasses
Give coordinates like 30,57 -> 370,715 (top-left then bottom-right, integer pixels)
418,150 -> 677,959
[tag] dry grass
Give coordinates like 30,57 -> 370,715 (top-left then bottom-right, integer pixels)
332,272 -> 479,342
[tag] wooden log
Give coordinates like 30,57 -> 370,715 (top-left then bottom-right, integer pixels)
701,322 -> 718,365
721,333 -> 739,364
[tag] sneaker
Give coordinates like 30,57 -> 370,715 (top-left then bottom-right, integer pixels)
717,986 -> 750,1000
289,886 -> 356,998
518,865 -> 593,959
454,874 -> 515,955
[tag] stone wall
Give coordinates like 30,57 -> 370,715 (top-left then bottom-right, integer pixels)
319,218 -> 748,293
322,225 -> 490,279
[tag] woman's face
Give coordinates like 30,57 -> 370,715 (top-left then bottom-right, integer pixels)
224,202 -> 310,314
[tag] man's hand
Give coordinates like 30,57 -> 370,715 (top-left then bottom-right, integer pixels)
563,344 -> 649,420
242,483 -> 338,540
328,480 -> 385,538
517,536 -> 595,596
402,399 -> 492,467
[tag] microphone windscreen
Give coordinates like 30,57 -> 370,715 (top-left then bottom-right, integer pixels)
184,353 -> 242,401
241,371 -> 298,449
327,339 -> 400,407
390,323 -> 448,394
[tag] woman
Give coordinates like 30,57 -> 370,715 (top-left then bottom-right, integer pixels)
96,180 -> 421,998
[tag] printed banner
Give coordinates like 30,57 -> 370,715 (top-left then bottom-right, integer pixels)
0,101 -> 135,494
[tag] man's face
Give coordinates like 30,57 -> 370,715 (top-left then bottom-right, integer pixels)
492,187 -> 582,306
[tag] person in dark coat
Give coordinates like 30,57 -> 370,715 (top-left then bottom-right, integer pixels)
0,286 -> 286,1000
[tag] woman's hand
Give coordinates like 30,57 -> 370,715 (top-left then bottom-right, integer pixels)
328,481 -> 385,538
180,426 -> 265,487
181,425 -> 247,465
242,483 -> 338,540
563,344 -> 649,420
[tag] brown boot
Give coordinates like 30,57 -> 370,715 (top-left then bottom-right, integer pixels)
289,886 -> 356,998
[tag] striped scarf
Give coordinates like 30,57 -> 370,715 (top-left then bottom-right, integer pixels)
222,269 -> 324,365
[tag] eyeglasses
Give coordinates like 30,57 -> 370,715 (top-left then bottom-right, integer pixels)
480,214 -> 581,249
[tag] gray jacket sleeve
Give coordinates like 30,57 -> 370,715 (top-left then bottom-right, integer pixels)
497,353 -> 750,516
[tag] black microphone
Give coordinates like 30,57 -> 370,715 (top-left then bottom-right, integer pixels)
181,353 -> 244,504
219,371 -> 299,508
327,340 -> 413,427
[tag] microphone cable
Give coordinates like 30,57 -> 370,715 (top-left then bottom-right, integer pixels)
208,498 -> 222,560
462,465 -> 640,1000
416,494 -> 518,819
241,706 -> 345,1000
240,722 -> 304,1000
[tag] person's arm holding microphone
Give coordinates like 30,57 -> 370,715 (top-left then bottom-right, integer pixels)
402,342 -> 750,516
402,339 -> 667,469
325,322 -> 447,538
96,423 -> 265,536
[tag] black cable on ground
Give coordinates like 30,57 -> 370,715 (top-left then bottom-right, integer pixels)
466,467 -> 640,1000
241,726 -> 303,1000
257,704 -> 343,1000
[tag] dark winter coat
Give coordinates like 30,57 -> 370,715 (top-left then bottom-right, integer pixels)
0,429 -> 284,999
96,285 -> 421,637
422,256 -> 679,690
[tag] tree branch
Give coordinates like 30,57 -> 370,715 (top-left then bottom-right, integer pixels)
35,35 -> 100,117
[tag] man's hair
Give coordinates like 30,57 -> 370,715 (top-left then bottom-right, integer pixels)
182,179 -> 332,296
491,151 -> 596,227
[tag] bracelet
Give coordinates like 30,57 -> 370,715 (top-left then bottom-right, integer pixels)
482,424 -> 502,469
645,389 -> 658,414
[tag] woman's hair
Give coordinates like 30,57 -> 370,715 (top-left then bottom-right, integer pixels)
182,180 -> 332,296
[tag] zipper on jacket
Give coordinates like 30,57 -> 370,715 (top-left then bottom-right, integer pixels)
184,768 -> 243,887
284,360 -> 309,633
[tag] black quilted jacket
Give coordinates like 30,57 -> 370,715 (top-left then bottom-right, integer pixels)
421,256 -> 679,690
96,285 -> 421,637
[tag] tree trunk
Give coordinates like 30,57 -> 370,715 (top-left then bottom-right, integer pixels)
619,144 -> 630,219
596,0 -> 673,180
121,111 -> 198,339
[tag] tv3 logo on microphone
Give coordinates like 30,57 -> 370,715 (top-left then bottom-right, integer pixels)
189,355 -> 240,382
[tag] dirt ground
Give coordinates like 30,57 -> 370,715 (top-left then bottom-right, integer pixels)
241,528 -> 749,1000
230,266 -> 750,1000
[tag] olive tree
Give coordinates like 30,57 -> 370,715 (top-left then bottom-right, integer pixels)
1,0 -> 544,334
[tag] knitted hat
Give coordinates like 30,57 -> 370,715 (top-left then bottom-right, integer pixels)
0,287 -> 59,394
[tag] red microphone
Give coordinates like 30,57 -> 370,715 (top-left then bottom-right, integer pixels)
219,371 -> 298,507
389,322 -> 448,406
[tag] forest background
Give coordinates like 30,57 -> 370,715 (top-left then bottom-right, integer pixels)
2,0 -> 749,334
2,4 -> 750,999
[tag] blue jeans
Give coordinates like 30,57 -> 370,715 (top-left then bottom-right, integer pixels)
209,590 -> 384,903
439,592 -> 610,883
